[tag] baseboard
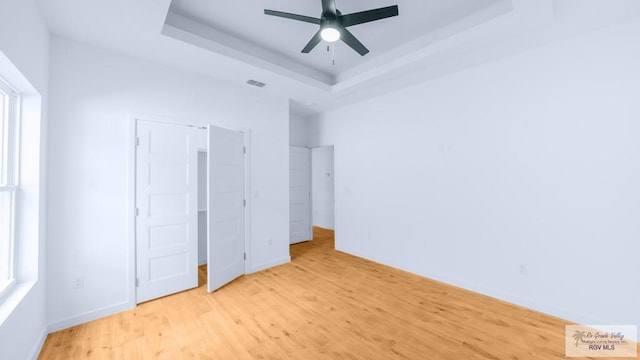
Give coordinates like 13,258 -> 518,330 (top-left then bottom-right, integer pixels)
334,244 -> 639,341
47,300 -> 134,333
313,225 -> 334,231
29,326 -> 48,360
248,256 -> 290,274
45,256 -> 289,333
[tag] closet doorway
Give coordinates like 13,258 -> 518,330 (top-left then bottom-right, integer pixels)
133,117 -> 249,303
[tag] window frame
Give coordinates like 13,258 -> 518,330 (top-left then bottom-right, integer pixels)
0,77 -> 20,298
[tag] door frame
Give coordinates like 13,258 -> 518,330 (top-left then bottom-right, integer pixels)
127,113 -> 252,306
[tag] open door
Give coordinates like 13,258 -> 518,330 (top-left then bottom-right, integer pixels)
207,126 -> 245,292
289,147 -> 312,244
135,120 -> 199,303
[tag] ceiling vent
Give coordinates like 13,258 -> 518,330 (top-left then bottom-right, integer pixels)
246,79 -> 266,88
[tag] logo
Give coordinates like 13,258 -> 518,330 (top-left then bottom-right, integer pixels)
566,325 -> 637,358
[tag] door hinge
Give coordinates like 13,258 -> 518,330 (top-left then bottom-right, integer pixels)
244,252 -> 246,260
135,207 -> 139,216
243,199 -> 246,207
136,137 -> 140,146
243,146 -> 246,154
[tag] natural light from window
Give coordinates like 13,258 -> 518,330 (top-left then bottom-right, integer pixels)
0,79 -> 17,297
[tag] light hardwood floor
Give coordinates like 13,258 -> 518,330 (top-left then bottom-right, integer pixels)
39,227 -> 637,359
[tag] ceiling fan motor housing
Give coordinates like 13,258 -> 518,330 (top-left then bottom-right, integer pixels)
321,18 -> 341,31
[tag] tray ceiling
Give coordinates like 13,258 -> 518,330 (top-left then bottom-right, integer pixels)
165,0 -> 507,85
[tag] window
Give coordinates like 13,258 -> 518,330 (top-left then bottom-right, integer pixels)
0,78 -> 18,296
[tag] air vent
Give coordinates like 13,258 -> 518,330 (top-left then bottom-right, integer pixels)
246,79 -> 266,88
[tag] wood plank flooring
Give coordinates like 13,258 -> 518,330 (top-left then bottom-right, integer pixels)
39,227 -> 638,359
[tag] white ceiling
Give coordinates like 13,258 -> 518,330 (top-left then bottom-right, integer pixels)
37,0 -> 632,117
167,0 -> 502,84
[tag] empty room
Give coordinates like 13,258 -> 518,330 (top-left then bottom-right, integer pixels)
1,0 -> 639,359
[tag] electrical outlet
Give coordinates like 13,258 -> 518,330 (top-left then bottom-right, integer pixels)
519,265 -> 527,276
73,276 -> 84,289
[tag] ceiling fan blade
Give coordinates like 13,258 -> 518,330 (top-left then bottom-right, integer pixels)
302,30 -> 323,53
321,0 -> 337,15
340,5 -> 399,27
264,9 -> 321,25
340,28 -> 369,56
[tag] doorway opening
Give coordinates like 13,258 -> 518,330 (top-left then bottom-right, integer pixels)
133,117 -> 249,304
288,145 -> 335,259
311,146 -> 335,248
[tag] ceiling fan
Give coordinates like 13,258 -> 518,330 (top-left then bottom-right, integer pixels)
264,0 -> 399,56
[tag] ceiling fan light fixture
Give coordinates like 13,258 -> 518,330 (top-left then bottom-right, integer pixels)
320,27 -> 341,42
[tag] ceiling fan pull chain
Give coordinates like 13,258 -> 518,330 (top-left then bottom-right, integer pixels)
332,43 -> 336,66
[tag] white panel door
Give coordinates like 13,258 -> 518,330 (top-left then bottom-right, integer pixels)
289,147 -> 312,244
208,126 -> 245,292
136,120 -> 199,303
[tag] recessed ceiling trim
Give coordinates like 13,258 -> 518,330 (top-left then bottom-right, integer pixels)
333,0 -> 514,87
332,0 -> 554,94
163,11 -> 334,89
161,0 -> 554,109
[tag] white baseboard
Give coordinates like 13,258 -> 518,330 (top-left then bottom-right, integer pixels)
198,258 -> 207,266
44,255 -> 290,335
313,225 -> 335,231
47,300 -> 134,333
335,244 -> 632,340
248,256 -> 290,274
29,326 -> 48,360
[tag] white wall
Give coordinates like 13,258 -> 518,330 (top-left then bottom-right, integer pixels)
311,147 -> 334,229
289,114 -> 309,147
46,37 -> 290,330
309,20 -> 640,331
0,1 -> 50,359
